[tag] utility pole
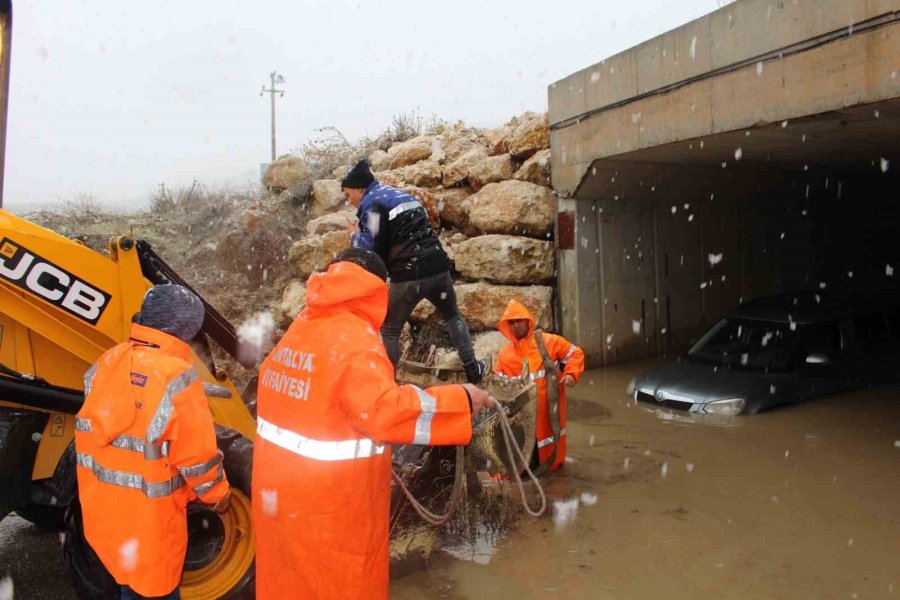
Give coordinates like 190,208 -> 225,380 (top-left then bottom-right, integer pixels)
260,71 -> 285,162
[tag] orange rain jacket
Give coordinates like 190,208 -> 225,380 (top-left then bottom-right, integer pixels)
252,261 -> 474,600
495,300 -> 585,472
75,323 -> 229,597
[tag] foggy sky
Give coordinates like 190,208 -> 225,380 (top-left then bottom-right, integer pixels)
5,0 -> 718,210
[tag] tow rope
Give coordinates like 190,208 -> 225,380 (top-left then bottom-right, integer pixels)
392,397 -> 547,525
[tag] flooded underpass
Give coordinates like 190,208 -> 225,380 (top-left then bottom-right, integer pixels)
393,359 -> 900,600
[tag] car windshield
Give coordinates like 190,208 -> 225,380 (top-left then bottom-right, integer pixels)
685,318 -> 802,372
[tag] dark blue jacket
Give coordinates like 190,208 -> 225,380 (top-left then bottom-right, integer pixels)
351,182 -> 450,282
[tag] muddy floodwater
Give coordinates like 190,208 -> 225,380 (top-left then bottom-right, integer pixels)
393,359 -> 900,600
0,359 -> 896,599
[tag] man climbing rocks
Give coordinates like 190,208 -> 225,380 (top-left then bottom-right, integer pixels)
495,299 -> 585,472
342,158 -> 486,383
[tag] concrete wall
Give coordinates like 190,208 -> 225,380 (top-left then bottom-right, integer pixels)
549,0 -> 900,194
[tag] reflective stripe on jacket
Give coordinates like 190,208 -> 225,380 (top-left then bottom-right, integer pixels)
494,300 -> 585,472
252,261 -> 473,600
75,323 -> 228,597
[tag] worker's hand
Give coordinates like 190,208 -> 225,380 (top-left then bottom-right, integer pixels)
560,374 -> 577,387
210,491 -> 232,514
463,384 -> 493,415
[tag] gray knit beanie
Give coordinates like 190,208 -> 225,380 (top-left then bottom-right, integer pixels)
136,284 -> 205,342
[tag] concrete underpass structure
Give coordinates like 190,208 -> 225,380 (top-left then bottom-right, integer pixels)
550,0 -> 900,367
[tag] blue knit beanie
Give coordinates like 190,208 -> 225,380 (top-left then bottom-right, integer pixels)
137,284 -> 205,342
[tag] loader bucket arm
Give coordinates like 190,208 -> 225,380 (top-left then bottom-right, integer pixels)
135,239 -> 254,369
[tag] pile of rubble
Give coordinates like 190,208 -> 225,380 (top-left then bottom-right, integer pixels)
267,112 -> 556,367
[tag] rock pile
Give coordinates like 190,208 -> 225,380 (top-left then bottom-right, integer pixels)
266,111 -> 555,367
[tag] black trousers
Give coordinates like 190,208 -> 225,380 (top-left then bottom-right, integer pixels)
381,271 -> 476,367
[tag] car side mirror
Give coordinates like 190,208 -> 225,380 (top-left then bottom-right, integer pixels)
805,353 -> 831,366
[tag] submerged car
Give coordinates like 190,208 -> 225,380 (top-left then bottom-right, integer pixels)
628,292 -> 900,415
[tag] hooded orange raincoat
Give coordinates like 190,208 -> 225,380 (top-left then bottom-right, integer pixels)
252,261 -> 474,600
75,323 -> 229,597
495,300 -> 585,472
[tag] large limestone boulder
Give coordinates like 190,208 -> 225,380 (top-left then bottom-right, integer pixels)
467,154 -> 514,191
332,165 -> 349,180
513,148 -> 551,187
373,170 -> 405,187
263,156 -> 310,191
278,280 -> 306,326
388,139 -> 432,169
412,282 -> 553,331
434,330 -> 509,369
369,149 -> 391,172
312,180 -> 346,216
306,209 -> 357,236
442,146 -> 488,187
437,230 -> 468,263
288,230 -> 351,279
484,126 -> 512,156
401,186 -> 441,228
436,188 -> 473,230
454,235 -> 554,284
507,112 -> 550,160
467,180 -> 555,238
403,160 -> 442,188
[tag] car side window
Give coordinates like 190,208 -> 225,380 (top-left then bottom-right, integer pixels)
800,322 -> 842,363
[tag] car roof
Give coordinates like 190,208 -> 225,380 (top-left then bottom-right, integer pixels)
729,290 -> 900,325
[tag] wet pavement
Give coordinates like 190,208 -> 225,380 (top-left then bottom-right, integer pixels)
393,359 -> 900,600
0,515 -> 73,599
1,358 -> 897,599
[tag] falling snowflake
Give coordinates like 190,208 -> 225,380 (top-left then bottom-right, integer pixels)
261,489 -> 278,517
119,539 -> 139,572
881,158 -> 890,173
686,463 -> 694,473
552,498 -> 580,530
632,320 -> 641,335
708,252 -> 723,266
661,462 -> 668,478
734,147 -> 743,161
0,577 -> 12,600
580,492 -> 599,506
887,265 -> 894,277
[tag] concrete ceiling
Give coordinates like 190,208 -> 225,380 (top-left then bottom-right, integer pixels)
593,97 -> 900,171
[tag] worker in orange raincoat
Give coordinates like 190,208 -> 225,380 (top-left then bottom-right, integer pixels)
495,299 -> 585,472
252,248 -> 491,600
75,285 -> 230,600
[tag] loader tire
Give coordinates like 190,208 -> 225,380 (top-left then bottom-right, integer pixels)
64,429 -> 255,600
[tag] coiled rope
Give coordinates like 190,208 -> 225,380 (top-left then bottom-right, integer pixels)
392,397 -> 547,526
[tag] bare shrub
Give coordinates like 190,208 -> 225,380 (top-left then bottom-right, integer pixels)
59,192 -> 104,220
295,109 -> 447,181
149,181 -> 204,214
